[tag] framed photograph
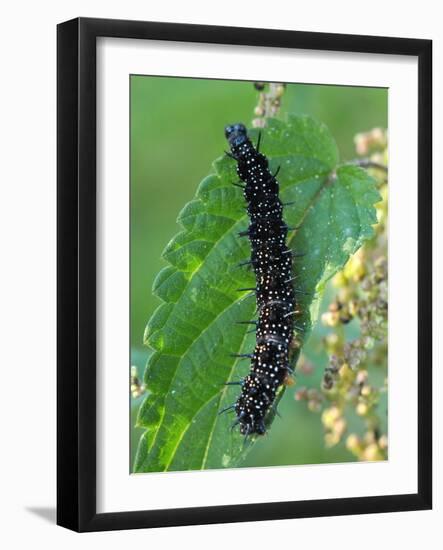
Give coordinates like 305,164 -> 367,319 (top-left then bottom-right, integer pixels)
57,17 -> 432,532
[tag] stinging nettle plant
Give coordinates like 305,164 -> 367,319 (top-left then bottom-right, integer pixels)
133,89 -> 382,473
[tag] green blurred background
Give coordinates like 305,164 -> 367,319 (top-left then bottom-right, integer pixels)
130,76 -> 388,471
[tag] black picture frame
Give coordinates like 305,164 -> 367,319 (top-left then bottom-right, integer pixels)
57,17 -> 432,532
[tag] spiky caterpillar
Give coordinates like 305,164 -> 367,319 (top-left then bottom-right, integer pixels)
224,123 -> 297,436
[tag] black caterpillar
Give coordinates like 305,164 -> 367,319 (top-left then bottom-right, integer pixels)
223,123 -> 297,437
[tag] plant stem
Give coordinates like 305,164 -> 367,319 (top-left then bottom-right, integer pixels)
350,158 -> 388,173
252,82 -> 286,127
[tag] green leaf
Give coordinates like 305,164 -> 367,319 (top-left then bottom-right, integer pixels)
134,114 -> 381,473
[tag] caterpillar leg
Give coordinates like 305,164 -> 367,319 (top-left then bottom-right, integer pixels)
218,404 -> 236,415
236,259 -> 253,268
229,353 -> 254,359
222,380 -> 244,387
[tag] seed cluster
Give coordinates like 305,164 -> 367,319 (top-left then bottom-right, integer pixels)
225,123 -> 296,436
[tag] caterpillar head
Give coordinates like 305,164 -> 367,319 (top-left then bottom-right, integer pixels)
225,123 -> 248,147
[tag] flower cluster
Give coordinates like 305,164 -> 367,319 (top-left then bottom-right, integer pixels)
252,82 -> 286,128
130,365 -> 146,399
295,128 -> 388,461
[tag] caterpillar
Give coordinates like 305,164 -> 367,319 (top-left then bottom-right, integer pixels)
223,123 -> 298,437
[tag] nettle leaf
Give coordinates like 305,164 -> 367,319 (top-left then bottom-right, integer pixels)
134,114 -> 381,473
